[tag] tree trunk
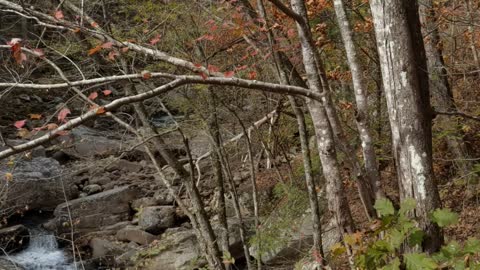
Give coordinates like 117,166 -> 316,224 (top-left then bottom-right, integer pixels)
291,0 -> 355,234
369,0 -> 443,252
207,89 -> 230,255
333,0 -> 383,201
419,0 -> 472,176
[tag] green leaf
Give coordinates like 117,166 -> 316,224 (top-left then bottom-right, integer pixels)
400,198 -> 417,216
388,229 -> 406,251
464,238 -> 480,254
408,229 -> 425,246
431,208 -> 459,227
404,253 -> 438,270
441,241 -> 460,258
381,258 -> 401,270
375,198 -> 395,217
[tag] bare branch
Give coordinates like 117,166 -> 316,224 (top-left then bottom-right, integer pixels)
435,110 -> 480,122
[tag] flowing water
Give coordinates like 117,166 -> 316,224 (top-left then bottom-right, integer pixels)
6,228 -> 75,270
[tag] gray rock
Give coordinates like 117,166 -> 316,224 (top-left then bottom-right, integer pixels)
154,189 -> 175,205
131,197 -> 158,210
106,159 -> 143,173
0,225 -> 29,253
0,157 -> 77,214
89,238 -> 126,265
89,175 -> 111,186
84,184 -> 102,195
52,186 -> 140,234
0,258 -> 24,270
116,227 -> 157,245
138,206 -> 175,235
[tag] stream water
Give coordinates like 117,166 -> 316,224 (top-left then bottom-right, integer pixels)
6,228 -> 75,270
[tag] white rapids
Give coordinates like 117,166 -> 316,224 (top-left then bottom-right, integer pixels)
6,228 -> 75,270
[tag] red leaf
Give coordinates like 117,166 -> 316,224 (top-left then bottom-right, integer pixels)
194,63 -> 203,68
101,42 -> 113,49
88,45 -> 102,56
58,108 -> 71,123
88,92 -> 98,100
54,10 -> 64,20
287,28 -> 296,39
224,71 -> 235,78
91,21 -> 99,28
14,120 -> 26,129
235,65 -> 248,71
141,70 -> 152,79
102,89 -> 112,96
149,35 -> 162,45
208,65 -> 219,73
121,47 -> 129,53
199,72 -> 208,80
248,71 -> 257,80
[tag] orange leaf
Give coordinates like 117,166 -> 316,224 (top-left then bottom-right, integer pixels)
29,114 -> 42,120
58,108 -> 71,123
54,10 -> 64,20
16,128 -> 30,139
141,70 -> 152,79
14,120 -> 26,129
248,71 -> 257,80
96,107 -> 107,115
224,71 -> 235,78
88,45 -> 102,56
46,123 -> 59,130
121,47 -> 129,53
72,28 -> 81,33
88,92 -> 98,100
91,21 -> 99,28
102,89 -> 112,96
101,42 -> 113,49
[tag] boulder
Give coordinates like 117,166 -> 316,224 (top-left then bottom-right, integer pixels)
106,159 -> 143,173
138,206 -> 175,234
54,126 -> 123,158
116,227 -> 157,245
139,229 -> 204,270
131,197 -> 158,210
0,225 -> 29,253
0,157 -> 77,214
153,189 -> 175,205
89,238 -> 126,265
83,184 -> 102,195
52,186 -> 140,234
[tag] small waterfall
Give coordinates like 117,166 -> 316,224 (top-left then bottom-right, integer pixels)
7,228 -> 75,270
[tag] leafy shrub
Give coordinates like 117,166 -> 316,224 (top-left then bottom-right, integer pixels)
331,198 -> 480,269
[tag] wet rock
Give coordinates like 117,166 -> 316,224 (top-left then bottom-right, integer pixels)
0,225 -> 29,253
138,206 -> 175,235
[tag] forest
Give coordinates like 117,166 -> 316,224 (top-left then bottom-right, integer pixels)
0,0 -> 479,269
